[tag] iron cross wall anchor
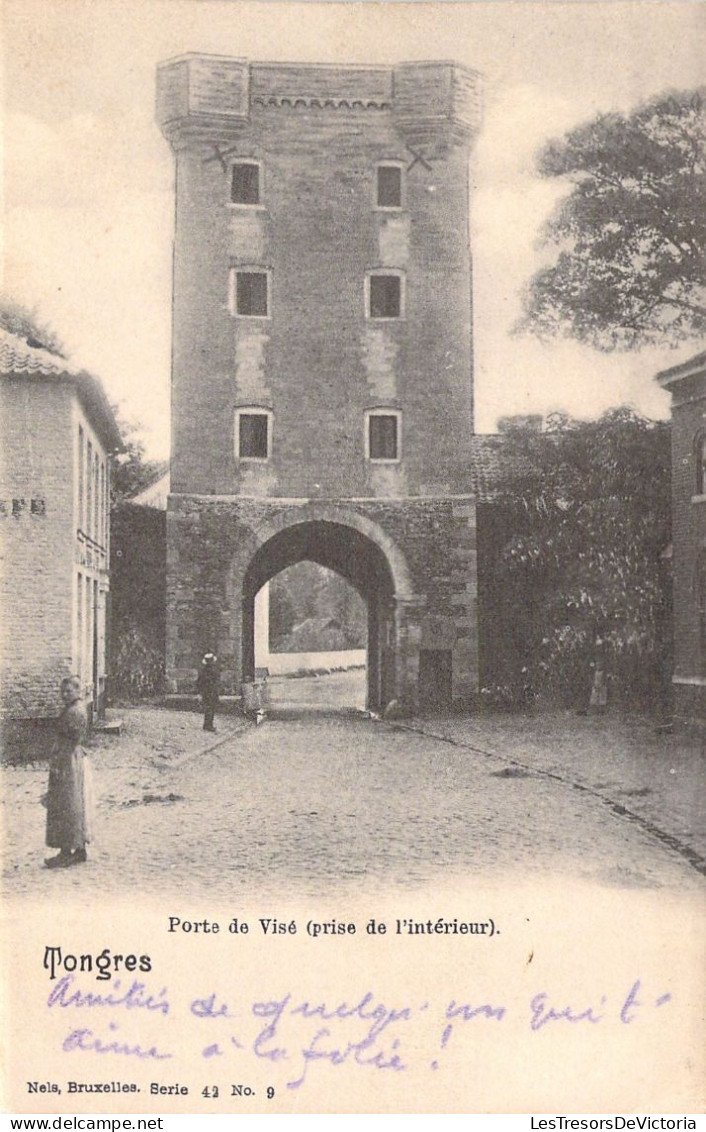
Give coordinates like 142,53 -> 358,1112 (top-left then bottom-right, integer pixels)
405,143 -> 433,172
203,144 -> 242,171
203,142 -> 436,174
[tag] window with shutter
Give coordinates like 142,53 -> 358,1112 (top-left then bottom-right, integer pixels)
231,162 -> 261,205
376,164 -> 403,208
231,270 -> 270,317
236,409 -> 272,460
366,410 -> 401,462
368,274 -> 402,319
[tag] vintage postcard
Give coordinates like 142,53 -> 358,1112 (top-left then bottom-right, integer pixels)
1,0 -> 704,1118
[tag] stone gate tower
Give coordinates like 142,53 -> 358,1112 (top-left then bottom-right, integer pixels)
156,55 -> 482,713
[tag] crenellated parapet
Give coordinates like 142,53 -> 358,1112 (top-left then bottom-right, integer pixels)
156,54 -> 482,148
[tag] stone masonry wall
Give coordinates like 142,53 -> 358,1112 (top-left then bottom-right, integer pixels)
0,380 -> 74,718
166,494 -> 478,710
157,58 -> 482,712
159,58 -> 478,502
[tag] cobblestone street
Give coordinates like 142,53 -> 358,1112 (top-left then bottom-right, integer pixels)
2,675 -> 704,903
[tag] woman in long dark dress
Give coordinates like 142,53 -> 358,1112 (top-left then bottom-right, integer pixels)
45,676 -> 94,869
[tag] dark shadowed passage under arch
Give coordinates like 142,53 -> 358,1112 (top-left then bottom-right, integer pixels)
242,520 -> 397,711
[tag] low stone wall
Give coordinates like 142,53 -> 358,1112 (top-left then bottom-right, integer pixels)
267,649 -> 366,675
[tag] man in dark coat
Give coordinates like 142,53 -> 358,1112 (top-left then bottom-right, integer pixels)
196,652 -> 220,732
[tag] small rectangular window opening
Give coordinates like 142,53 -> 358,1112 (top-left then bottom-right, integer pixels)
369,414 -> 399,461
232,163 -> 260,205
369,275 -> 401,319
239,413 -> 269,459
235,272 -> 269,317
377,165 -> 402,208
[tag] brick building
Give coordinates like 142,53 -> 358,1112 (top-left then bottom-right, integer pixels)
657,351 -> 706,727
0,329 -> 122,723
156,55 -> 484,712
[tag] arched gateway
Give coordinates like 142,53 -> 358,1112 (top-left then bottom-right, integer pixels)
240,510 -> 412,710
158,55 -> 483,714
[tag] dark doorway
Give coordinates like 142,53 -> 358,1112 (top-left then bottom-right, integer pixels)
418,649 -> 452,712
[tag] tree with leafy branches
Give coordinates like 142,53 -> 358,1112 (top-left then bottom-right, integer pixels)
487,409 -> 671,711
109,408 -> 165,504
0,294 -> 67,356
518,88 -> 706,350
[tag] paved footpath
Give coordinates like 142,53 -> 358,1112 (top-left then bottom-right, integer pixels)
2,692 -> 704,903
400,709 -> 705,868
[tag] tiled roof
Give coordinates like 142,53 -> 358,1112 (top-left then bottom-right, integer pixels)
468,433 -> 526,501
0,327 -> 82,378
0,327 -> 123,451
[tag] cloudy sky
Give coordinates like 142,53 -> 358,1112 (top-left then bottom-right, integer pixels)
3,0 -> 704,457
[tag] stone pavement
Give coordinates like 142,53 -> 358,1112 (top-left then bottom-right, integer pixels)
1,685 -> 704,902
399,709 -> 705,867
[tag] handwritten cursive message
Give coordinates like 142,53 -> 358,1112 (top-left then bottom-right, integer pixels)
46,976 -> 673,1091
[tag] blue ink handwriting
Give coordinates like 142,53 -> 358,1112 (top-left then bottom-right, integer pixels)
61,1021 -> 172,1060
51,979 -> 673,1087
47,975 -> 170,1015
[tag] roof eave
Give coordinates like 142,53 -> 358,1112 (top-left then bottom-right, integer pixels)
655,350 -> 706,389
74,371 -> 125,454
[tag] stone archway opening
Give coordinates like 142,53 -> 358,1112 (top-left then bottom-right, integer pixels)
242,520 -> 397,713
262,562 -> 368,710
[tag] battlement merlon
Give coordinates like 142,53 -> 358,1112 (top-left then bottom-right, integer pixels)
156,54 -> 483,148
